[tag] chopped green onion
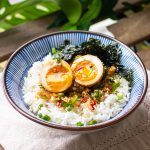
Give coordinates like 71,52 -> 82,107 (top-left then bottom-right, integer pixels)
42,115 -> 51,121
70,95 -> 78,104
38,113 -> 51,121
52,48 -> 57,55
93,90 -> 99,98
87,120 -> 97,125
66,105 -> 73,111
76,122 -> 84,126
38,113 -> 43,118
39,84 -> 44,88
74,55 -> 81,60
61,95 -> 78,110
38,104 -> 44,109
52,51 -> 62,63
61,102 -> 69,108
117,92 -> 123,100
58,93 -> 64,99
62,100 -> 74,111
112,81 -> 120,92
91,90 -> 102,100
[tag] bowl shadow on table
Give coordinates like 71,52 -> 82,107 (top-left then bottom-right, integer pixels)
60,101 -> 149,150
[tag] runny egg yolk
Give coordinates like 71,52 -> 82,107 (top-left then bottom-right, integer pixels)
41,60 -> 73,92
71,55 -> 103,86
74,60 -> 97,81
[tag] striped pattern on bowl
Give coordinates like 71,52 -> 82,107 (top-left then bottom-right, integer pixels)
3,31 -> 148,131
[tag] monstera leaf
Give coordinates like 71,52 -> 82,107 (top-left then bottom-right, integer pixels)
62,0 -> 102,30
78,0 -> 102,24
0,0 -> 60,32
0,0 -> 118,32
56,0 -> 82,24
77,0 -> 102,30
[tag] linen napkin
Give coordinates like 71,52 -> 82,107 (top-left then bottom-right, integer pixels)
0,70 -> 150,150
89,18 -> 117,37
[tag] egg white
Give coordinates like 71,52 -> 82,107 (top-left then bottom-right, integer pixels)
41,60 -> 73,92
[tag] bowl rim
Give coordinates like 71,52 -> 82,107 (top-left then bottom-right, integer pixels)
3,30 -> 148,131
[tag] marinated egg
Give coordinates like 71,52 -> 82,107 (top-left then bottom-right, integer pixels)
41,60 -> 73,92
71,55 -> 103,86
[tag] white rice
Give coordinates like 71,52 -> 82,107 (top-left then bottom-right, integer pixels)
23,54 -> 130,126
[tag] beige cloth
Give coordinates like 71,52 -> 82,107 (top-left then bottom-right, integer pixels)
0,71 -> 150,150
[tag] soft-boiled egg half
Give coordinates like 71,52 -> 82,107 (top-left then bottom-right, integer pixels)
41,60 -> 73,92
71,55 -> 103,86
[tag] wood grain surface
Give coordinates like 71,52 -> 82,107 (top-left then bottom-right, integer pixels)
114,0 -> 142,12
108,8 -> 150,46
0,15 -> 58,62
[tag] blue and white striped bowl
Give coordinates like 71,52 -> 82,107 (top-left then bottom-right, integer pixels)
3,31 -> 148,131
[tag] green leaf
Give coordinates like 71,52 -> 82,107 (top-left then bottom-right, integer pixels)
56,0 -> 82,24
62,22 -> 77,30
98,0 -> 118,19
47,13 -> 67,29
0,0 -> 10,8
77,21 -> 91,30
78,0 -> 102,26
79,0 -> 92,13
0,0 -> 60,33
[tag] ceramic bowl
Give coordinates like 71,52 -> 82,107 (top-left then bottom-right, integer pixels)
3,31 -> 148,132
